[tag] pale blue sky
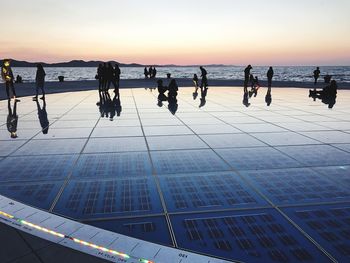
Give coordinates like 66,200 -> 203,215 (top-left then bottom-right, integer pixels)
1,0 -> 349,65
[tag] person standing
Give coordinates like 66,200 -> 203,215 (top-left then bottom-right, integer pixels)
144,67 -> 149,79
34,64 -> 46,100
152,67 -> 157,78
102,63 -> 108,90
200,66 -> 208,89
313,67 -> 320,85
97,64 -> 103,91
244,65 -> 252,93
114,64 -> 121,96
149,66 -> 153,78
267,66 -> 274,89
2,59 -> 19,101
106,62 -> 114,91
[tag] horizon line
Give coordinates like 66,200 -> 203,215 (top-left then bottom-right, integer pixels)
3,58 -> 350,67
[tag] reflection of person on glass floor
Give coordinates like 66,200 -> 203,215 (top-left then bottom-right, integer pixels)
249,76 -> 260,98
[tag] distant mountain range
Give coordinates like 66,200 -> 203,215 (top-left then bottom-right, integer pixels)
0,59 -> 228,68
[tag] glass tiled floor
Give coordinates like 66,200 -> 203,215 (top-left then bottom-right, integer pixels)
0,86 -> 349,262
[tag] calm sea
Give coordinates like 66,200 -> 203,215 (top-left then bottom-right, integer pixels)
10,66 -> 350,83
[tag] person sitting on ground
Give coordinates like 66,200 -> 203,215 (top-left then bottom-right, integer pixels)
309,79 -> 337,108
324,74 -> 332,84
15,75 -> 23,83
168,79 -> 179,114
157,79 -> 168,107
249,76 -> 260,98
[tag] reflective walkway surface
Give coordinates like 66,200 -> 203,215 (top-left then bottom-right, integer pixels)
0,87 -> 350,263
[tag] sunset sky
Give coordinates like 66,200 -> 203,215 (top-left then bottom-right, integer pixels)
1,0 -> 349,65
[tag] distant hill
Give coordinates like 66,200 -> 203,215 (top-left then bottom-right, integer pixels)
0,59 -> 230,68
0,59 -> 144,67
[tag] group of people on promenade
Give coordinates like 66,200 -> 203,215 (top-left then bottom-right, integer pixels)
242,65 -> 274,107
192,66 -> 209,107
97,88 -> 122,121
1,59 -> 46,101
157,79 -> 179,114
2,58 -> 338,110
96,63 -> 121,95
144,66 -> 157,79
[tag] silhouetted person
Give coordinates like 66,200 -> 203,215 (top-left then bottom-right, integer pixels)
265,88 -> 272,106
144,67 -> 149,79
36,97 -> 49,134
106,62 -> 115,91
7,99 -> 18,138
249,76 -> 260,98
157,79 -> 168,107
324,74 -> 332,84
200,66 -> 208,89
199,85 -> 208,108
97,64 -> 103,91
267,67 -> 274,88
249,74 -> 255,89
309,80 -> 337,109
192,74 -> 199,100
113,64 -> 121,95
244,65 -> 252,93
242,91 -> 250,107
151,67 -> 157,78
149,66 -> 153,78
168,79 -> 178,114
2,59 -> 19,101
313,67 -> 320,85
102,63 -> 108,90
15,75 -> 22,83
34,64 -> 46,100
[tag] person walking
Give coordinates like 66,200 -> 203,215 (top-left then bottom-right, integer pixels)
2,59 -> 19,101
34,64 -> 46,100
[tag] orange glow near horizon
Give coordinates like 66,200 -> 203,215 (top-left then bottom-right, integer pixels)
1,0 -> 349,66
